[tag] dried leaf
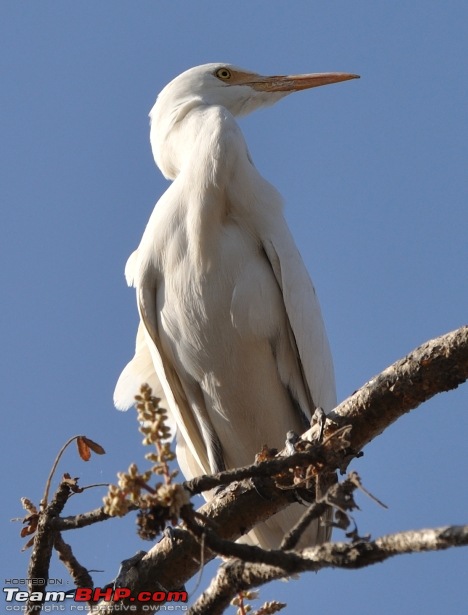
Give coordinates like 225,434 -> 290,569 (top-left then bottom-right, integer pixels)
62,473 -> 77,484
20,508 -> 38,547
349,471 -> 388,509
255,445 -> 278,463
254,601 -> 287,615
77,436 -> 91,461
21,536 -> 36,551
81,436 -> 106,455
21,497 -> 38,515
62,473 -> 83,493
21,523 -> 37,538
333,508 -> 351,531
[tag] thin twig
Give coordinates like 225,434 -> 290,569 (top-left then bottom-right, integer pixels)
279,501 -> 329,551
41,435 -> 82,507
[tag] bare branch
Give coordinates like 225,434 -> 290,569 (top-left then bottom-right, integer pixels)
189,525 -> 468,615
26,481 -> 72,613
57,506 -> 126,531
54,533 -> 94,588
279,501 -> 329,551
314,325 -> 468,455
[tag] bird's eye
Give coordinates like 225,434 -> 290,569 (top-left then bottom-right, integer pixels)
215,68 -> 232,81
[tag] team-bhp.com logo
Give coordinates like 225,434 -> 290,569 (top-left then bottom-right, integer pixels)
4,587 -> 188,610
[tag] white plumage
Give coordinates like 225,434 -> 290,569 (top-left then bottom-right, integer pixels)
115,63 -> 358,548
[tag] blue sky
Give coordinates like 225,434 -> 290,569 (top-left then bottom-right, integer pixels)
2,2 -> 467,613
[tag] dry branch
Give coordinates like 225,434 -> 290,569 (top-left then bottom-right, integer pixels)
189,525 -> 468,615
319,324 -> 468,453
53,533 -> 94,589
26,481 -> 72,613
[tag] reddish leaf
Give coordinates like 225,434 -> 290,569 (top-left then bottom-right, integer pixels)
21,536 -> 36,551
23,513 -> 38,525
21,524 -> 36,538
77,436 -> 91,461
81,436 -> 106,455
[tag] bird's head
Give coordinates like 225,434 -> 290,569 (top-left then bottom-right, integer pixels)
149,63 -> 359,177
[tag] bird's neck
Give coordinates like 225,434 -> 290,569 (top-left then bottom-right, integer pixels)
152,104 -> 247,185
148,106 -> 252,274
149,97 -> 205,180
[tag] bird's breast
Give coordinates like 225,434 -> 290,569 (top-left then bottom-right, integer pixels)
156,216 -> 283,380
154,217 -> 306,466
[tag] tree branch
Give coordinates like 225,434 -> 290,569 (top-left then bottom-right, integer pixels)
188,525 -> 468,615
316,325 -> 468,454
26,481 -> 72,614
54,533 -> 94,589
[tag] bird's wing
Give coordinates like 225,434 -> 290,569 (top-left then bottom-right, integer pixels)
261,222 -> 337,415
113,322 -> 182,439
114,319 -> 211,482
216,111 -> 336,417
114,251 -> 164,410
137,279 -> 212,475
114,322 -> 169,412
114,245 -> 211,474
114,251 -> 166,409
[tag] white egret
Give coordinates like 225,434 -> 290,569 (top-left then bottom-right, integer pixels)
115,63 -> 358,548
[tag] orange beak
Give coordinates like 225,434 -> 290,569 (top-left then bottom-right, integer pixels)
249,72 -> 360,92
